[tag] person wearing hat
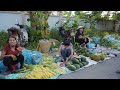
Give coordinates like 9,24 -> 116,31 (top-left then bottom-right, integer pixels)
75,26 -> 89,47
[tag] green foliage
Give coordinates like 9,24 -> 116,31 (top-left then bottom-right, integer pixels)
84,28 -> 111,38
29,30 -> 42,42
99,38 -> 113,48
51,42 -> 61,48
75,11 -> 103,29
0,31 -> 8,50
28,11 -> 51,30
26,42 -> 38,51
84,28 -> 99,38
73,42 -> 91,56
49,28 -> 63,42
112,12 -> 120,21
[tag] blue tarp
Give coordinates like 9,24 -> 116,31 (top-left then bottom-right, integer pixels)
4,73 -> 25,79
1,73 -> 60,79
22,48 -> 42,65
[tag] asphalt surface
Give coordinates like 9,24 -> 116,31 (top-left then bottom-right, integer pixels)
57,54 -> 120,79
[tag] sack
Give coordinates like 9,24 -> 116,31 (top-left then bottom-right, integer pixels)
36,40 -> 51,53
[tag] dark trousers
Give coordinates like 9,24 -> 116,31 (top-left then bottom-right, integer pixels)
75,38 -> 89,45
3,54 -> 24,72
60,48 -> 71,62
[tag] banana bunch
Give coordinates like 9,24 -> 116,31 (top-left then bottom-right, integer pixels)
52,68 -> 66,74
24,66 -> 57,79
42,54 -> 53,61
40,57 -> 66,74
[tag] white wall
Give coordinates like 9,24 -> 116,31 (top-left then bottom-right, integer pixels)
0,12 -> 30,32
0,12 -> 90,32
48,15 -> 66,29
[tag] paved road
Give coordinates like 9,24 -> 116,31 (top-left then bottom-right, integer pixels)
57,54 -> 120,79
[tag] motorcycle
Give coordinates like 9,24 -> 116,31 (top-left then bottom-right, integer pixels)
15,22 -> 31,47
55,21 -> 76,43
7,22 -> 30,47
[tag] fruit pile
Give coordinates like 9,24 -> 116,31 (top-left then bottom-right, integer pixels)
89,52 -> 107,62
16,64 -> 34,73
18,54 -> 66,79
23,65 -> 57,79
39,54 -> 66,74
65,57 -> 89,71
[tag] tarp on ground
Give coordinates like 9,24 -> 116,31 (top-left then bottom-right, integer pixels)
56,54 -> 116,75
0,72 -> 60,79
57,56 -> 98,74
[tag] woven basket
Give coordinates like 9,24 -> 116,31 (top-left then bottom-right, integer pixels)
36,41 -> 51,53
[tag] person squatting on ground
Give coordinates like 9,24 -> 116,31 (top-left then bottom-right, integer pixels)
75,26 -> 90,47
0,36 -> 24,73
58,40 -> 74,66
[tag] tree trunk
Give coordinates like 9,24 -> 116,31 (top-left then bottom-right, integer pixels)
29,11 -> 37,30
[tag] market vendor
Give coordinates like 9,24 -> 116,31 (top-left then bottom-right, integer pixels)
75,26 -> 90,47
58,40 -> 73,66
0,36 -> 24,73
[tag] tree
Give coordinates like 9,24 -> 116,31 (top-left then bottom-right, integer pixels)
74,11 -> 103,29
112,11 -> 120,21
27,11 -> 52,30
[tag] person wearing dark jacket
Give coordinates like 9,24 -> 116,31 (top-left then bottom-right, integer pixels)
75,26 -> 89,47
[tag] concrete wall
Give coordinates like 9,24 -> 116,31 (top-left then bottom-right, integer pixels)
95,20 -> 115,31
0,11 -> 30,32
48,15 -> 66,29
0,11 -> 90,32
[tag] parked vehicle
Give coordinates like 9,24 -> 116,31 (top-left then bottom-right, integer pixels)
7,22 -> 30,47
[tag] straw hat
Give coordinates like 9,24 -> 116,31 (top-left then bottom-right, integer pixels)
77,26 -> 84,30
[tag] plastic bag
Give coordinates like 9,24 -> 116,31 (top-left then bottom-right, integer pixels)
0,61 -> 6,73
22,48 -> 42,64
32,51 -> 42,64
86,43 -> 96,49
22,48 -> 33,64
91,36 -> 101,44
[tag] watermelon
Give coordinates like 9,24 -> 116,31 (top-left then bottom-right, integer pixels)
82,62 -> 88,66
81,57 -> 86,62
79,63 -> 84,68
68,60 -> 73,65
67,65 -> 76,71
65,62 -> 71,67
71,58 -> 79,64
73,64 -> 80,69
77,58 -> 81,62
85,52 -> 90,57
86,61 -> 89,65
100,55 -> 105,60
